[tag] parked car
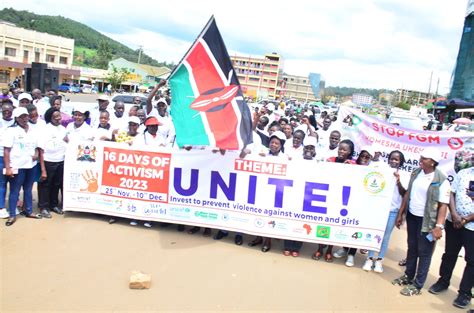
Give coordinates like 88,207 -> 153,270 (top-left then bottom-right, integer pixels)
112,94 -> 147,108
388,114 -> 425,131
80,84 -> 92,94
58,83 -> 80,93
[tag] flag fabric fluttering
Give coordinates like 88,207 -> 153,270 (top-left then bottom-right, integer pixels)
169,16 -> 253,150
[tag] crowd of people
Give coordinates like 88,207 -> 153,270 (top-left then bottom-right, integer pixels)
0,82 -> 472,309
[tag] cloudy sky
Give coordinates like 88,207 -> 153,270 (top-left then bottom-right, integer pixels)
1,0 -> 469,94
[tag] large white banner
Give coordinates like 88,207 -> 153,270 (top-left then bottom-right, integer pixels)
64,141 -> 395,251
336,106 -> 474,182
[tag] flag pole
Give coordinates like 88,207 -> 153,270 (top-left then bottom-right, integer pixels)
166,15 -> 215,80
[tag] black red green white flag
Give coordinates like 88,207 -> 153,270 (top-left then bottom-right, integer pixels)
169,16 -> 253,150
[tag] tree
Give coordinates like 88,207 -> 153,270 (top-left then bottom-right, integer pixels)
395,101 -> 411,110
106,65 -> 129,90
96,40 -> 113,69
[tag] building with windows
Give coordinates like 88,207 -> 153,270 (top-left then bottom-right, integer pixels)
108,58 -> 171,91
395,88 -> 432,105
450,3 -> 474,101
352,93 -> 374,106
0,20 -> 79,89
230,53 -> 282,99
278,72 -> 324,102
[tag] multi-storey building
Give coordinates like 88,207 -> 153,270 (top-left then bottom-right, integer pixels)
450,2 -> 474,101
0,20 -> 79,89
352,93 -> 374,106
395,88 -> 432,106
278,72 -> 324,102
231,53 -> 282,99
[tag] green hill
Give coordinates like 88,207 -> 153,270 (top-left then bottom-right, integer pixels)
0,8 -> 174,69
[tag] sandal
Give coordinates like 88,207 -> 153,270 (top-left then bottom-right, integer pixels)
5,217 -> 16,226
187,226 -> 200,234
291,251 -> 299,257
283,250 -> 291,256
25,213 -> 42,219
312,251 -> 322,260
400,284 -> 421,296
398,258 -> 407,266
325,253 -> 333,263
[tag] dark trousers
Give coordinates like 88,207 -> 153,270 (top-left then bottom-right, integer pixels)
38,161 -> 64,209
437,220 -> 473,297
284,240 -> 303,252
405,211 -> 436,289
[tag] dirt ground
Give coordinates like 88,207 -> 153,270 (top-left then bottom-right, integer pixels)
0,209 -> 467,312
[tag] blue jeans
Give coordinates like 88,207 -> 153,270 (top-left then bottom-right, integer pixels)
7,167 -> 36,218
405,211 -> 436,289
0,156 -> 6,208
368,210 -> 398,259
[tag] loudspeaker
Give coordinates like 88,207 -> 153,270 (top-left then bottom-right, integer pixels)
24,62 -> 58,93
43,69 -> 59,91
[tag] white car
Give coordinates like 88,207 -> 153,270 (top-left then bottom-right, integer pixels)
388,114 -> 425,131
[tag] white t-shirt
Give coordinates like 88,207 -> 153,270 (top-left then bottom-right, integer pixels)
133,132 -> 166,148
2,125 -> 39,169
0,119 -> 15,156
38,123 -> 68,162
29,119 -> 46,133
109,115 -> 129,132
409,171 -> 450,217
390,172 -> 410,212
93,126 -> 113,141
66,122 -> 94,143
285,144 -> 303,160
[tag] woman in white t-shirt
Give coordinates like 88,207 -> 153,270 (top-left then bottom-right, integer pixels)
362,150 -> 408,273
393,147 -> 451,296
65,109 -> 93,143
3,107 -> 45,226
37,108 -> 68,218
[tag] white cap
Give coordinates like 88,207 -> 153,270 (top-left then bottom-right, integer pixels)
128,116 -> 140,124
97,95 -> 109,101
303,135 -> 318,147
269,131 -> 286,142
72,108 -> 90,115
18,93 -> 33,102
420,147 -> 441,163
13,107 -> 29,118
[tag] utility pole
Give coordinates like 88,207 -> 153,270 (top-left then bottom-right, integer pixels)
435,78 -> 440,98
137,45 -> 143,64
427,71 -> 433,99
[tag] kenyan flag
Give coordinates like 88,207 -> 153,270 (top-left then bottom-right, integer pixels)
169,16 -> 253,150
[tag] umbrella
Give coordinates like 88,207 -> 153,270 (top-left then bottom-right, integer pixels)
453,117 -> 473,124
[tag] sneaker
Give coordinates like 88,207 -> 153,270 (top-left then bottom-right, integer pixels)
345,255 -> 355,267
392,274 -> 412,286
373,259 -> 384,273
400,284 -> 422,296
130,220 -> 138,226
108,218 -> 116,224
0,208 -> 9,219
428,281 -> 448,295
333,248 -> 347,259
362,258 -> 374,271
452,293 -> 471,309
143,222 -> 152,228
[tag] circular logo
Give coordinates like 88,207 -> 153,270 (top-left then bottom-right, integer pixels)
363,172 -> 386,194
254,218 -> 264,228
222,213 -> 229,221
447,137 -> 463,150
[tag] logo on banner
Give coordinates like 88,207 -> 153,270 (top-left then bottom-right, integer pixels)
447,137 -> 463,150
77,144 -> 97,162
254,218 -> 265,228
303,224 -> 312,235
316,226 -> 331,238
363,172 -> 386,194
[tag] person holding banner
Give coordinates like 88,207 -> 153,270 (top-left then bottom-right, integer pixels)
362,150 -> 407,273
393,147 -> 450,296
248,131 -> 287,252
313,139 -> 356,262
